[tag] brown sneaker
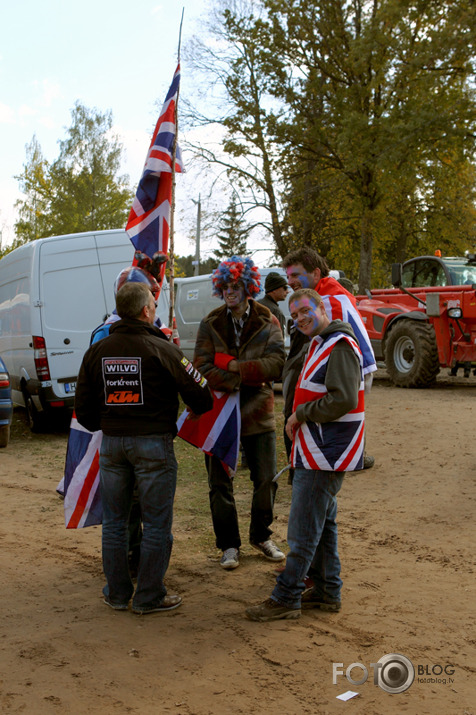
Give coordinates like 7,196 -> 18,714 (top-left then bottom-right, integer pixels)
245,598 -> 300,622
363,454 -> 375,469
301,588 -> 341,611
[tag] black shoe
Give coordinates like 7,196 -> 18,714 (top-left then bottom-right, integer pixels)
363,455 -> 375,469
301,588 -> 341,611
132,594 -> 182,615
103,596 -> 129,611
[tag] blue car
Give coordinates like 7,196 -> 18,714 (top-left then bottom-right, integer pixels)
0,356 -> 13,448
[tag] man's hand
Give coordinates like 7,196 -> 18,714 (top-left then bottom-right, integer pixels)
227,359 -> 240,374
285,412 -> 300,440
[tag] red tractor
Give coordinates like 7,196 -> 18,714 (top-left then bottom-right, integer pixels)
356,252 -> 476,387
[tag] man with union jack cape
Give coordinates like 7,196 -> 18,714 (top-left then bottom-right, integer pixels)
246,288 -> 364,621
281,246 -> 376,476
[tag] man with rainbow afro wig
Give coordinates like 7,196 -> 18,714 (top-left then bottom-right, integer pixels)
211,256 -> 261,299
194,256 -> 286,570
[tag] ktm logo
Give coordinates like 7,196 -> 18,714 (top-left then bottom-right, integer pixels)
107,391 -> 140,404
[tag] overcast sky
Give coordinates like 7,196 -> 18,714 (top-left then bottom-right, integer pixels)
0,0 -> 277,263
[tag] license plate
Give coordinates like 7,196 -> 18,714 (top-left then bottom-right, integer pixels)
64,382 -> 77,394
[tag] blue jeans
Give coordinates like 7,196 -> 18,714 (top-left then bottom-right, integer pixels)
205,430 -> 277,550
272,468 -> 344,608
99,433 -> 177,610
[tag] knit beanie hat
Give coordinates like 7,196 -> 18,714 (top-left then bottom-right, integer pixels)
265,272 -> 288,293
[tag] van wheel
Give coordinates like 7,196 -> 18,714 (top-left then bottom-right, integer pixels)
23,391 -> 45,433
0,425 -> 9,448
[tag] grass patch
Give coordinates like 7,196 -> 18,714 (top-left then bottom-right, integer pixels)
173,393 -> 291,557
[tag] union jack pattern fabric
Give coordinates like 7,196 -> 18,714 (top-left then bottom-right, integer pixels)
63,415 -> 103,528
177,390 -> 241,474
126,64 -> 184,271
291,332 -> 365,472
317,276 -> 377,376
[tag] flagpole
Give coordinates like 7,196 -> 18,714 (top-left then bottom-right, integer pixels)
168,7 -> 185,330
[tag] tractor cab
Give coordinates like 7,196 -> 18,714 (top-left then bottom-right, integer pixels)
400,252 -> 476,288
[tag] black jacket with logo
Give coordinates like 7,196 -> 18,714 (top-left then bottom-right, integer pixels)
75,318 -> 213,436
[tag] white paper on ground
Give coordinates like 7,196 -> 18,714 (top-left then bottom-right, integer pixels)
336,691 -> 360,701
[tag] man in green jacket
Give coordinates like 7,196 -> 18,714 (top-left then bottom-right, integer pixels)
246,289 -> 364,621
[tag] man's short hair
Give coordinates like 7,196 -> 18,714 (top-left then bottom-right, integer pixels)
282,247 -> 329,277
116,282 -> 151,320
289,288 -> 323,307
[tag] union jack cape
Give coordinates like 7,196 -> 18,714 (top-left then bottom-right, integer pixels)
63,415 -> 103,528
177,391 -> 241,474
126,64 -> 184,279
317,276 -> 376,376
292,331 -> 365,472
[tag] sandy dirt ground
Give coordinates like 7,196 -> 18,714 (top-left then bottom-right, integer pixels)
0,369 -> 474,715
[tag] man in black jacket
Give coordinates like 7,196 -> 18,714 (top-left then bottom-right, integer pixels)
75,282 -> 213,614
257,272 -> 289,335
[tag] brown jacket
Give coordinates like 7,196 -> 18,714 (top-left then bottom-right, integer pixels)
193,300 -> 285,436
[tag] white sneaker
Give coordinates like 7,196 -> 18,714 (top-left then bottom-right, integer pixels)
220,548 -> 240,570
251,539 -> 285,562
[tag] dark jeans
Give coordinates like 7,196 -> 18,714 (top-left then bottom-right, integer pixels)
283,423 -> 295,485
128,489 -> 142,575
205,431 -> 277,550
272,468 -> 344,608
99,433 -> 177,610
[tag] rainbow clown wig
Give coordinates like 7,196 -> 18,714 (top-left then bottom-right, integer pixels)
212,256 -> 261,298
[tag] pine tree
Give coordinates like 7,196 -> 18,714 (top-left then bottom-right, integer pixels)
213,196 -> 251,261
14,135 -> 53,244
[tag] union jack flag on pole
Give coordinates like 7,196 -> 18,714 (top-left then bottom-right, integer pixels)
126,64 -> 184,271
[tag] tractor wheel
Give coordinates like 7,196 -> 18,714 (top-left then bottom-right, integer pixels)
384,320 -> 440,388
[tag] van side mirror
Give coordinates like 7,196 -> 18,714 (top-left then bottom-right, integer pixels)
391,263 -> 402,288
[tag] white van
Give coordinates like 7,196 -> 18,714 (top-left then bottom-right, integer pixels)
174,268 -> 291,360
0,229 -> 169,431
